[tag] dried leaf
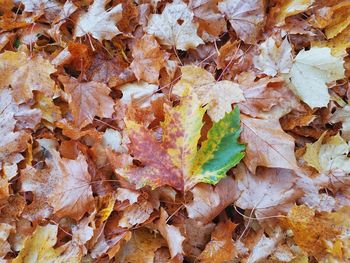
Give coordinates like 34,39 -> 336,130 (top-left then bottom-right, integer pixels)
241,114 -> 298,173
218,0 -> 265,44
59,75 -> 114,129
145,0 -> 204,50
0,50 -> 55,103
288,47 -> 345,108
74,0 -> 122,41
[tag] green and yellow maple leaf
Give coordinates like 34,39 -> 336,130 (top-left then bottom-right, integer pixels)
116,91 -> 245,191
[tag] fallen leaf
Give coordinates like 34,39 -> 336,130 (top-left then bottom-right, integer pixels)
218,0 -> 265,44
117,93 -> 244,190
273,0 -> 313,26
130,34 -> 167,84
288,47 -> 345,108
185,177 -> 239,224
235,164 -> 301,218
0,49 -> 55,103
145,0 -> 204,50
115,228 -> 165,263
241,114 -> 298,173
198,221 -> 237,263
253,37 -> 292,76
74,0 -> 123,41
173,65 -> 245,121
21,147 -> 94,220
156,208 -> 185,259
59,75 -> 114,129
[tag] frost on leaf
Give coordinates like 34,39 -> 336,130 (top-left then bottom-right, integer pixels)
145,0 -> 204,51
288,47 -> 345,108
74,0 -> 122,41
117,92 -> 245,191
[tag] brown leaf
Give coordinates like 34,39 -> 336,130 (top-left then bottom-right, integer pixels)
218,0 -> 265,44
59,75 -> 114,129
241,114 -> 298,173
21,147 -> 94,221
130,35 -> 167,84
197,221 -> 237,263
185,177 -> 239,224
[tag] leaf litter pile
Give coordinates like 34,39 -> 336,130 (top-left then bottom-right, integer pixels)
2,0 -> 350,262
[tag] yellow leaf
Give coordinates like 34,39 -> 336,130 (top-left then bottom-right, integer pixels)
0,50 -> 55,103
303,131 -> 327,172
173,65 -> 245,122
13,224 -> 61,263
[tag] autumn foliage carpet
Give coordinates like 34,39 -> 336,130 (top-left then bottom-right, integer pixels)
1,0 -> 350,262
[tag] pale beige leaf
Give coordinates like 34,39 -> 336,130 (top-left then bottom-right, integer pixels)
74,0 -> 122,41
145,0 -> 204,51
173,65 -> 245,121
156,208 -> 185,258
0,50 -> 55,103
253,37 -> 292,76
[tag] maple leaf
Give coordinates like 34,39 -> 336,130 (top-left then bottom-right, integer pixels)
284,205 -> 340,258
0,88 -> 31,163
218,0 -> 265,44
253,37 -> 292,76
117,92 -> 245,191
13,224 -> 62,263
156,208 -> 185,259
198,220 -> 237,263
115,228 -> 165,262
188,0 -> 227,41
74,0 -> 122,41
59,75 -> 114,129
21,145 -> 94,221
119,81 -> 159,108
304,133 -> 350,173
240,114 -> 298,173
185,177 -> 239,224
173,65 -> 245,122
0,49 -> 55,103
273,0 -> 313,26
130,34 -> 168,84
235,164 -> 301,218
237,75 -> 299,119
331,105 -> 350,140
145,0 -> 204,51
288,47 -> 345,108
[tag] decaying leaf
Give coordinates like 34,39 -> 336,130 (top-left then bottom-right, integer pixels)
218,0 -> 265,44
0,49 -> 55,103
253,37 -> 292,76
241,114 -> 298,173
145,0 -> 204,50
74,0 -> 122,41
59,75 -> 114,129
198,221 -> 237,263
21,146 -> 94,220
173,65 -> 245,121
